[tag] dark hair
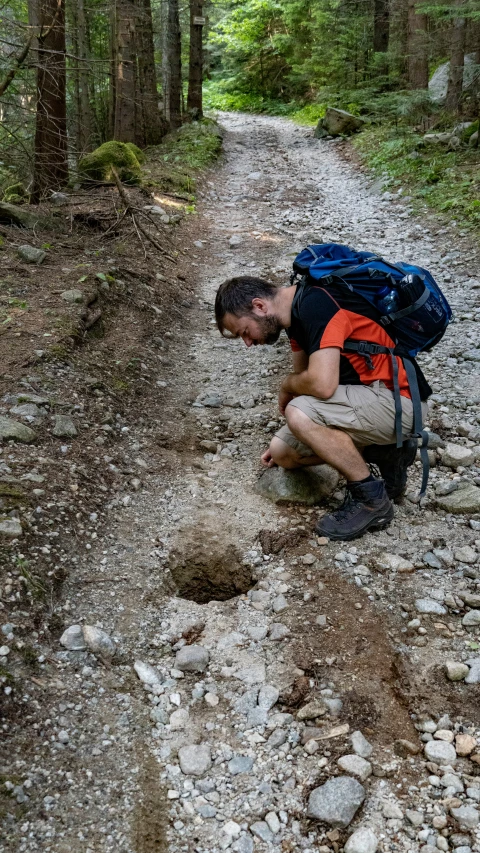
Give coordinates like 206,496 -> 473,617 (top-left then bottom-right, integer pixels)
215,276 -> 278,334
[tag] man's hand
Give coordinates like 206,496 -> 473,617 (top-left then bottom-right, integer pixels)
278,383 -> 295,416
261,447 -> 277,467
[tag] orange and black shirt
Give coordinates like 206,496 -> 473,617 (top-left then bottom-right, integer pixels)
288,283 -> 432,401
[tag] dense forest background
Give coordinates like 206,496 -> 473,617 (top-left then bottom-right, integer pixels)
0,0 -> 479,223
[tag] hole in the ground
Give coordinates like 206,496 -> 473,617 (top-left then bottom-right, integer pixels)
169,544 -> 255,604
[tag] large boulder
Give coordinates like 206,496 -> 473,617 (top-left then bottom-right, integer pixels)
0,201 -> 40,229
78,141 -> 143,185
316,108 -> 365,138
429,53 -> 478,103
254,465 -> 339,505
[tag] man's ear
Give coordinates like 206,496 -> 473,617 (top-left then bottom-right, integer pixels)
250,297 -> 269,316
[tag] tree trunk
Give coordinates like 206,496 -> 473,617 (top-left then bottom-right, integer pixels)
164,0 -> 182,128
32,0 -> 68,202
136,0 -> 167,145
77,0 -> 93,152
113,0 -> 138,143
373,0 -> 389,53
407,0 -> 429,89
187,0 -> 203,118
445,0 -> 467,112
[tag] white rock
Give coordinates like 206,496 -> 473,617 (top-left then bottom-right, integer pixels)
345,827 -> 378,853
351,730 -> 373,758
337,754 -> 372,781
454,545 -> 477,564
178,743 -> 212,776
442,444 -> 474,468
445,661 -> 469,681
376,553 -> 414,572
415,598 -> 447,615
175,644 -> 209,672
169,708 -> 189,729
258,684 -> 279,711
82,625 -> 116,659
463,610 -> 480,627
60,624 -> 86,651
134,660 -> 162,686
424,740 -> 457,765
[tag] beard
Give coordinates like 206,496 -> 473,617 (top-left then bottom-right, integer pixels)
254,314 -> 282,345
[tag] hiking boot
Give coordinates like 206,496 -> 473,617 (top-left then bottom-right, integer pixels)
363,438 -> 418,500
315,477 -> 394,541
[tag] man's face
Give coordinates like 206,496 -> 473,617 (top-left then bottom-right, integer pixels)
222,311 -> 282,347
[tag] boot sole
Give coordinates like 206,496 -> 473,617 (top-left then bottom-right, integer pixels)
316,507 -> 394,542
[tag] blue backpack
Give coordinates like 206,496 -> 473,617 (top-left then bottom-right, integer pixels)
291,243 -> 453,497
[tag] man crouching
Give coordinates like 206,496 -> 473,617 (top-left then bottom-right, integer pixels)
214,275 -> 430,541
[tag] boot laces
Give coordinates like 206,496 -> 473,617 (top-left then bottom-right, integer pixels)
330,485 -> 360,522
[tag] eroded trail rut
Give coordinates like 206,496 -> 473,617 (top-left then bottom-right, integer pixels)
9,114 -> 480,853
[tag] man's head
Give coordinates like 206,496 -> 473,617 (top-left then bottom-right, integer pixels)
215,276 -> 283,347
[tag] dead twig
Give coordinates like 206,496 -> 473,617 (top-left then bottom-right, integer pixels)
111,167 -> 176,262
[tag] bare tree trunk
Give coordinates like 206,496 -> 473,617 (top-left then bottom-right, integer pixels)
407,0 -> 429,88
32,0 -> 68,202
113,0 -> 137,142
165,0 -> 182,129
137,0 -> 167,145
77,0 -> 93,152
187,0 -> 203,118
445,0 -> 467,112
373,0 -> 390,53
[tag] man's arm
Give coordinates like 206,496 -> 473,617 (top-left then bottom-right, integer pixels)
292,349 -> 309,374
279,348 -> 340,414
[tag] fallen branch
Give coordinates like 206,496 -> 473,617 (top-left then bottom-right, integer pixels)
111,168 -> 176,262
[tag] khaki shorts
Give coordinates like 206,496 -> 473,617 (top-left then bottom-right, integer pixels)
275,381 -> 428,455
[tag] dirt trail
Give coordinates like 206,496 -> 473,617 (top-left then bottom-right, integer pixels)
3,113 -> 480,853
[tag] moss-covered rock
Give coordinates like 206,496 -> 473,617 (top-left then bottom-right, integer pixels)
126,142 -> 145,165
461,120 -> 478,142
3,182 -> 29,205
78,141 -> 142,185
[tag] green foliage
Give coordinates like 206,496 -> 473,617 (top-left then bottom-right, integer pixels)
354,125 -> 480,228
2,182 -> 28,204
78,141 -> 142,185
146,119 -> 223,196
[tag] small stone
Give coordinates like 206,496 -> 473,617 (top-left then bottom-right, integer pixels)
434,729 -> 454,742
17,245 -> 46,264
406,810 -> 424,826
175,645 -> 209,673
376,553 -> 414,572
307,777 -> 366,827
297,700 -> 326,721
0,416 -> 36,443
424,740 -> 457,765
0,646 -> 10,656
178,743 -> 212,776
454,545 -> 477,564
265,812 -> 281,834
351,730 -> 373,758
394,739 -> 420,757
250,821 -> 273,843
51,191 -> 69,205
0,518 -> 23,538
268,623 -> 290,641
61,289 -> 84,304
247,625 -> 268,641
82,625 -> 116,659
204,692 -> 219,707
134,660 -> 162,686
415,598 -> 447,615
450,806 -> 479,830
52,415 -> 77,438
442,444 -> 474,468
455,734 -> 476,756
305,739 -> 320,755
337,754 -> 372,781
258,684 -> 279,711
465,661 -> 480,683
232,835 -> 254,853
445,661 -> 469,681
228,756 -> 253,776
344,827 -> 378,853
462,610 -> 480,627
60,625 -> 86,651
272,594 -> 288,613
169,708 -> 189,729
383,802 -> 404,819
229,234 -> 244,248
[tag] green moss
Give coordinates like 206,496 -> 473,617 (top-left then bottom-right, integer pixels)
462,121 -> 479,142
126,142 -> 145,164
78,141 -> 142,185
3,182 -> 28,204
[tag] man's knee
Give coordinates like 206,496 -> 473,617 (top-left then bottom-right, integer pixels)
269,436 -> 302,469
285,403 -> 314,438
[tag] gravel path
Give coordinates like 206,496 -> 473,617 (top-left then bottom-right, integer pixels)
4,113 -> 480,853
